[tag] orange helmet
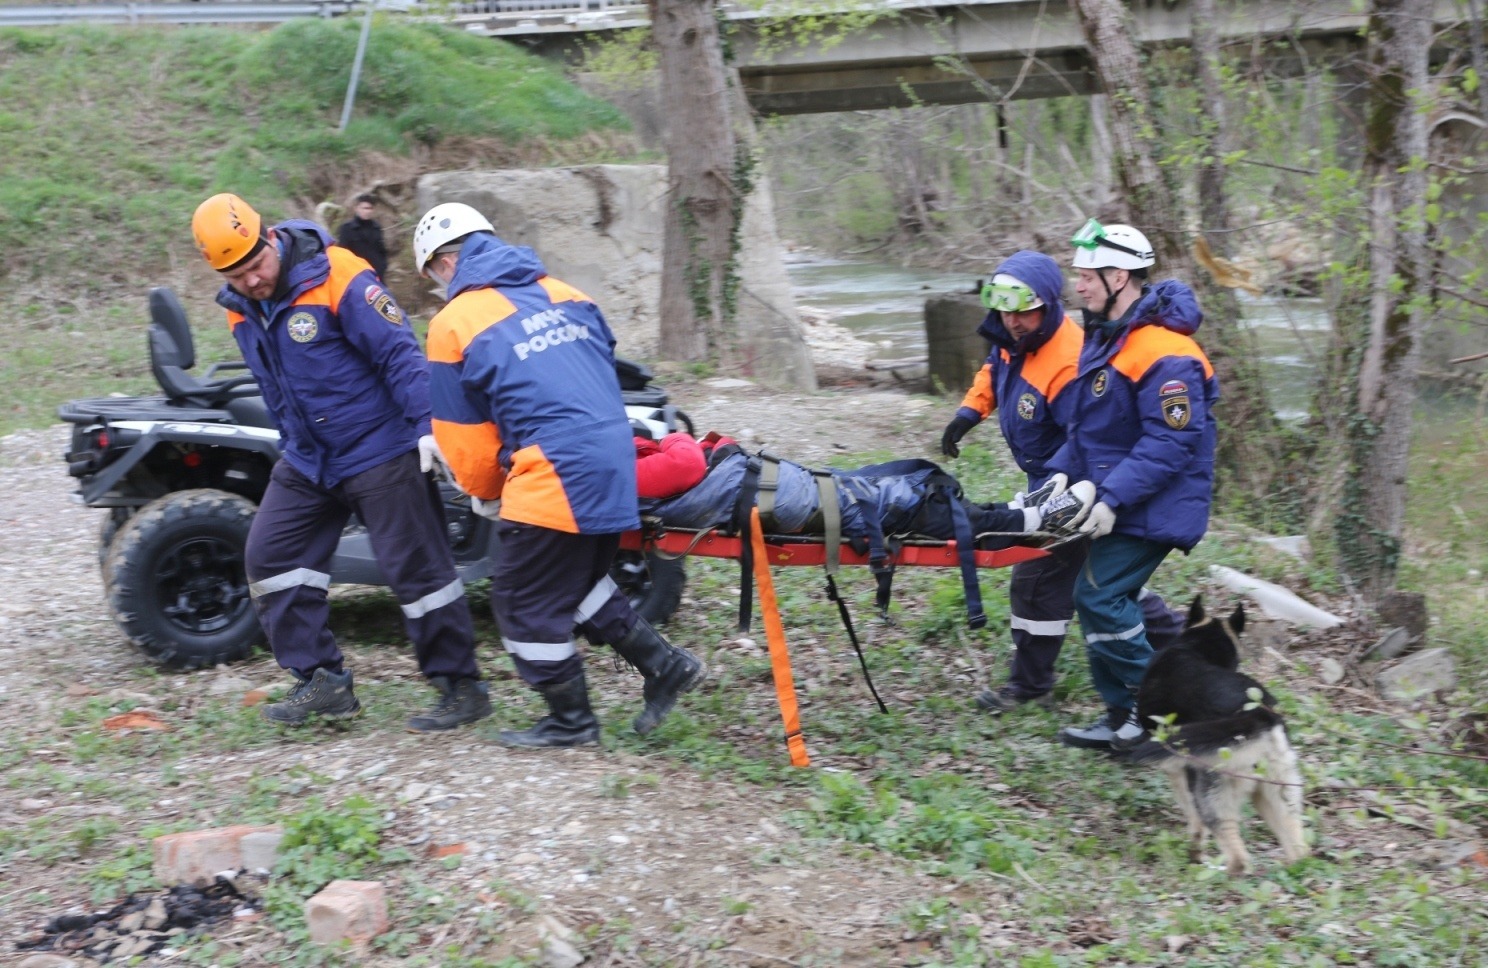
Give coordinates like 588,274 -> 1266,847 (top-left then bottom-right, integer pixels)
192,193 -> 266,271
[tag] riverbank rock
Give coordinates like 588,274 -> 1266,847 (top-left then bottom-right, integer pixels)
1376,648 -> 1457,701
415,166 -> 815,390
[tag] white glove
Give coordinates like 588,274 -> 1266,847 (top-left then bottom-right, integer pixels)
1081,501 -> 1116,539
1009,472 -> 1068,510
1030,479 -> 1095,535
470,496 -> 501,521
417,434 -> 447,475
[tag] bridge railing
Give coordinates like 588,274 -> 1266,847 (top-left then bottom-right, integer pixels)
0,2 -> 354,27
0,0 -> 646,25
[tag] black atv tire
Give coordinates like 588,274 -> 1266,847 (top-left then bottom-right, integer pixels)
98,507 -> 134,571
611,550 -> 685,625
104,489 -> 263,669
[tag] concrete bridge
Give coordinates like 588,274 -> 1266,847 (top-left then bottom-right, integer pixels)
466,0 -> 1465,115
4,0 -> 1468,114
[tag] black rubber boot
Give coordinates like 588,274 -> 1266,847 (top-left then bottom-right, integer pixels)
611,618 -> 707,735
407,676 -> 493,733
496,673 -> 600,748
261,667 -> 361,725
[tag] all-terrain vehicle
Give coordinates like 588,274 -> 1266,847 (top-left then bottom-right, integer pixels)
59,287 -> 689,669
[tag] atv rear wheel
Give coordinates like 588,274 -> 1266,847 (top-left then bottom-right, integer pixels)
104,489 -> 262,669
611,551 -> 685,625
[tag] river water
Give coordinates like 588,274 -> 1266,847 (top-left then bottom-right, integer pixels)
785,256 -> 1329,420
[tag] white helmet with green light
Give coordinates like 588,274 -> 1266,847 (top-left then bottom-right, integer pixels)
1070,218 -> 1155,271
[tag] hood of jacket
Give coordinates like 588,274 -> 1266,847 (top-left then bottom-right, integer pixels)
447,232 -> 547,299
216,219 -> 333,315
1085,278 -> 1203,340
976,249 -> 1067,355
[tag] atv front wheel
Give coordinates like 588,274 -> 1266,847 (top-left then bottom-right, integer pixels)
98,507 -> 134,571
611,551 -> 685,625
104,489 -> 262,669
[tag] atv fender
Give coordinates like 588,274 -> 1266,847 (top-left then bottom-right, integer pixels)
80,419 -> 282,505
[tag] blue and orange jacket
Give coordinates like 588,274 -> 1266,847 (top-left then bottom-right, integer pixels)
216,220 -> 430,488
1047,280 -> 1218,551
426,233 -> 639,534
955,250 -> 1080,488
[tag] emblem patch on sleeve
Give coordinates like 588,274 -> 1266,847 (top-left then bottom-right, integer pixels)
287,311 -> 318,343
1159,379 -> 1188,396
1017,392 -> 1037,420
1163,396 -> 1191,429
367,287 -> 403,325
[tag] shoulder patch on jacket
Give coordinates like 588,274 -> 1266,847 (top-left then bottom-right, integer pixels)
1163,396 -> 1191,429
1159,379 -> 1187,396
366,285 -> 403,325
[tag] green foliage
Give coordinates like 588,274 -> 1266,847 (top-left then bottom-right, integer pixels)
264,793 -> 401,927
576,27 -> 659,80
0,20 -> 634,432
233,19 -> 627,155
0,21 -> 626,286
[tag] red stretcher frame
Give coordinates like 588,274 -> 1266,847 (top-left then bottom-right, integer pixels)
619,523 -> 1048,766
619,527 -> 1049,570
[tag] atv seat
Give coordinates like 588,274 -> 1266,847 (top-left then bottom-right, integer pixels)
226,395 -> 277,431
148,287 -> 259,408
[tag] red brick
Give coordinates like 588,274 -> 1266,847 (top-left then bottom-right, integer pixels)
152,824 -> 282,885
306,880 -> 389,946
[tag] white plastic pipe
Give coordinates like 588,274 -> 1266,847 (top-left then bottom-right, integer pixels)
1208,564 -> 1344,629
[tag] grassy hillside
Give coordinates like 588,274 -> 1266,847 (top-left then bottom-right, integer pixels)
0,19 -> 637,433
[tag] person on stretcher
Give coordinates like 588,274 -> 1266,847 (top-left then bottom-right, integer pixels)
633,429 -> 1098,547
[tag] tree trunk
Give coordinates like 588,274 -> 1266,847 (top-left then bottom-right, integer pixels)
1087,94 -> 1112,214
1067,0 -> 1194,280
1190,0 -> 1283,507
1072,0 -> 1293,513
1335,0 -> 1432,599
653,0 -> 741,363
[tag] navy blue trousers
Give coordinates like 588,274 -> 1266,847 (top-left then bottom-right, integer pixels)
487,522 -> 639,687
1005,541 -> 1185,697
245,452 -> 479,680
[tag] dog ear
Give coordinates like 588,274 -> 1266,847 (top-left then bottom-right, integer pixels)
1229,602 -> 1245,636
1186,595 -> 1205,628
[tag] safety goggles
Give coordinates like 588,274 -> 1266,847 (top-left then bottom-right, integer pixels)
1071,217 -> 1107,250
1071,217 -> 1145,259
981,279 -> 1040,313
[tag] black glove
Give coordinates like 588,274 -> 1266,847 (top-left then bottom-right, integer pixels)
940,415 -> 977,458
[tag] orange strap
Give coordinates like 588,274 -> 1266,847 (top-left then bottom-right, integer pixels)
749,508 -> 810,767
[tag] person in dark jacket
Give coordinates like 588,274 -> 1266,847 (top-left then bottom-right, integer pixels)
416,201 -> 706,748
191,193 -> 490,732
1048,220 -> 1219,751
940,251 -> 1185,715
336,194 -> 389,281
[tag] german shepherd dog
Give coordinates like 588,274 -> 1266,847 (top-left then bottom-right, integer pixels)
1122,598 -> 1309,875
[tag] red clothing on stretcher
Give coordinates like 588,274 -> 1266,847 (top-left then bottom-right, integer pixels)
634,432 -> 708,499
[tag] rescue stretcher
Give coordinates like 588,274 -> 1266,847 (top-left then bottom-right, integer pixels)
620,511 -> 1050,766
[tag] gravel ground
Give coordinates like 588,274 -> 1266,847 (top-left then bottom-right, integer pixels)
0,378 -> 980,966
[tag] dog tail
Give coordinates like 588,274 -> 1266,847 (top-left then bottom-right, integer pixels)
1121,706 -> 1286,764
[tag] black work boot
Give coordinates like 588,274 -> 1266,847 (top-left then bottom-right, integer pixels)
261,667 -> 361,725
407,676 -> 493,733
611,618 -> 707,735
496,673 -> 600,748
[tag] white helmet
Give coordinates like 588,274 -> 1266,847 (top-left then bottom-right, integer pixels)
1071,219 -> 1155,271
413,202 -> 494,276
